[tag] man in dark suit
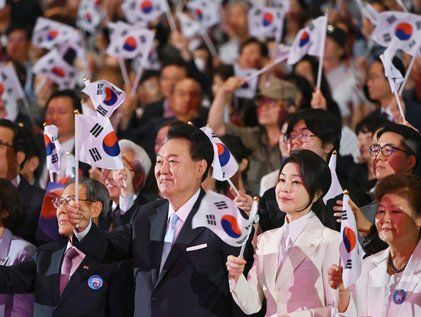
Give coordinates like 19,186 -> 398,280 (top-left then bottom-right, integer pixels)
69,122 -> 244,317
0,178 -> 134,317
0,119 -> 44,245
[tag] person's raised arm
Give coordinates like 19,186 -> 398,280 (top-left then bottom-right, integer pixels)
207,76 -> 245,135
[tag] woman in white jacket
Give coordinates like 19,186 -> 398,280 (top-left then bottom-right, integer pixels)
227,150 -> 340,317
329,173 -> 421,317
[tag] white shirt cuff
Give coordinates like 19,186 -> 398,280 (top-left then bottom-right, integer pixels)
118,194 -> 136,214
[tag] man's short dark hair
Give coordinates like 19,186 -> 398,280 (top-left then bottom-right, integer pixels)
377,123 -> 421,171
286,108 -> 342,152
45,89 -> 82,113
0,178 -> 24,230
6,23 -> 32,40
355,115 -> 390,135
0,119 -> 26,152
166,122 -> 213,182
239,37 -> 268,58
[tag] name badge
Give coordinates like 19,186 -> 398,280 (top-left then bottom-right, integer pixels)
393,289 -> 406,305
88,275 -> 103,290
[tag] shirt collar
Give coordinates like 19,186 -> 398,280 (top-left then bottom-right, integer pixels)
60,137 -> 75,154
284,211 -> 315,244
167,189 -> 201,224
65,241 -> 85,258
11,174 -> 20,188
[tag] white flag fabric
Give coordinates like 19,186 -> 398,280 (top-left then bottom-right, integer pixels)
75,114 -> 124,169
267,0 -> 290,12
0,0 -> 5,9
76,0 -> 105,33
32,17 -> 80,50
248,6 -> 284,41
355,0 -> 379,25
201,126 -> 239,181
32,50 -> 78,89
176,11 -> 203,38
122,0 -> 169,24
340,193 -> 363,288
323,152 -> 343,204
65,152 -> 76,178
187,0 -> 221,29
82,80 -> 126,118
372,11 -> 421,56
234,64 -> 258,99
379,39 -> 404,93
287,15 -> 327,65
192,191 -> 251,247
0,63 -> 25,101
44,124 -> 61,173
107,22 -> 155,61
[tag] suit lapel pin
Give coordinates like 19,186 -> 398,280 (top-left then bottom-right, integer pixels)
88,275 -> 103,290
83,265 -> 90,270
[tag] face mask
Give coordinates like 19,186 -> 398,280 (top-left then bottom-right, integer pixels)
194,57 -> 206,72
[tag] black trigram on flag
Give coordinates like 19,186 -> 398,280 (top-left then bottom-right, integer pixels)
89,147 -> 102,162
51,153 -> 58,164
90,123 -> 104,137
308,22 -> 315,31
206,214 -> 216,226
342,210 -> 348,221
214,201 -> 228,210
344,259 -> 352,269
96,105 -> 108,116
96,83 -> 104,95
386,15 -> 397,25
383,33 -> 392,43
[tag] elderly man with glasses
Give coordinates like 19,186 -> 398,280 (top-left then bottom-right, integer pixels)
0,177 -> 134,317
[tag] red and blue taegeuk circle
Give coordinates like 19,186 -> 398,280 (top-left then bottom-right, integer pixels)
221,215 -> 242,238
44,135 -> 55,156
123,36 -> 137,52
394,22 -> 413,41
342,226 -> 357,253
102,131 -> 120,156
262,12 -> 274,27
140,0 -> 153,14
216,143 -> 231,166
299,31 -> 310,47
47,30 -> 59,41
52,67 -> 65,78
103,87 -> 118,106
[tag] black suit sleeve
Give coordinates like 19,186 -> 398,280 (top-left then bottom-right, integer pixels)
108,261 -> 135,317
0,258 -> 36,294
74,222 -> 133,263
362,225 -> 388,257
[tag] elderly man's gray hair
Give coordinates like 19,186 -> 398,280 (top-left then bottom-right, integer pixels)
119,139 -> 152,177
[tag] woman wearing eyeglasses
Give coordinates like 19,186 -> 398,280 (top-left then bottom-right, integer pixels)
341,123 -> 421,256
227,150 -> 340,316
0,179 -> 36,317
329,173 -> 421,317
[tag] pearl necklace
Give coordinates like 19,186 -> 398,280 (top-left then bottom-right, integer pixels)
388,255 -> 409,274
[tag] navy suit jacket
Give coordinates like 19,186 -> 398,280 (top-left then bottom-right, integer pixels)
0,239 -> 134,317
75,189 -> 246,317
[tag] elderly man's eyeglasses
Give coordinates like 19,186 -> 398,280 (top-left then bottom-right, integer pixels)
283,133 -> 317,144
52,196 -> 96,208
368,144 -> 413,157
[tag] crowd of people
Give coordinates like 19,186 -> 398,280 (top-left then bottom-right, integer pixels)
0,0 -> 420,316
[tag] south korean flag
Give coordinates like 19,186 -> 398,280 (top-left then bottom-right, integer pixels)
234,64 -> 258,99
76,0 -> 105,33
82,79 -> 126,118
248,6 -> 284,42
32,17 -> 79,50
75,114 -> 124,170
187,0 -> 222,29
122,0 -> 169,24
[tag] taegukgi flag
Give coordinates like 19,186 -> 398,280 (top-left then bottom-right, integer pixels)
44,124 -> 61,173
379,38 -> 404,93
287,15 -> 327,64
187,0 -> 222,29
372,11 -> 421,56
76,0 -> 105,33
75,114 -> 124,169
340,191 -> 363,288
323,151 -> 343,204
201,126 -> 239,181
122,0 -> 169,24
192,191 -> 252,247
233,64 -> 258,99
32,17 -> 80,50
82,79 -> 126,118
248,6 -> 284,41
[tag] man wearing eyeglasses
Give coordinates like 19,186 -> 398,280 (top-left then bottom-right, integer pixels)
0,177 -> 134,317
0,119 -> 44,245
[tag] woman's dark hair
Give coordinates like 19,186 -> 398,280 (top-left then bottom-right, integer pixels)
0,178 -> 24,230
212,64 -> 234,81
375,174 -> 421,217
239,37 -> 269,58
279,149 -> 331,210
355,115 -> 390,135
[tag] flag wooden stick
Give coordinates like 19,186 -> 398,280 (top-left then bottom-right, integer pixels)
238,197 -> 259,258
244,55 -> 287,81
201,31 -> 218,58
74,110 -> 80,217
398,42 -> 420,95
49,171 -> 54,183
227,178 -> 240,196
131,66 -> 144,96
316,12 -> 328,90
118,58 -> 131,87
165,0 -> 177,32
35,76 -> 48,96
395,0 -> 408,12
394,92 -> 406,121
333,255 -> 342,316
